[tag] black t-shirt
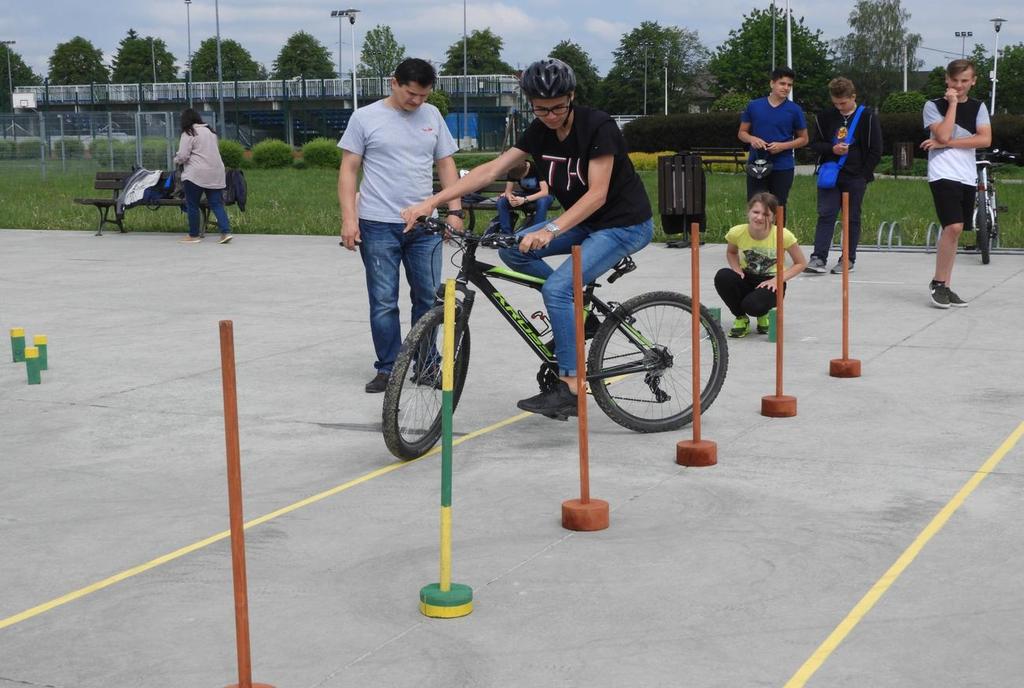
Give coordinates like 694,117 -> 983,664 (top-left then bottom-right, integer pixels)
514,105 -> 651,229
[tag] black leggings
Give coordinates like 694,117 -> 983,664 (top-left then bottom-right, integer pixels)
714,268 -> 786,318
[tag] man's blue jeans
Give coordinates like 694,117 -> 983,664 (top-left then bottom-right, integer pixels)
183,180 -> 230,237
358,219 -> 442,374
496,195 -> 553,233
498,218 -> 654,376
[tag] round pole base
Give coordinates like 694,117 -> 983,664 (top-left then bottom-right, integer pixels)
676,439 -> 718,467
419,583 -> 474,618
561,498 -> 609,531
225,683 -> 275,687
829,358 -> 861,378
761,395 -> 797,417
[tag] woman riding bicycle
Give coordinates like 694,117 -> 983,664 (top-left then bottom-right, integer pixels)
402,58 -> 654,419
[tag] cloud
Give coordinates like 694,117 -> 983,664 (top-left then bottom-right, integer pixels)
583,17 -> 630,44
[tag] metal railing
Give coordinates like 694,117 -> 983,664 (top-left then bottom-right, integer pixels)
15,74 -> 522,106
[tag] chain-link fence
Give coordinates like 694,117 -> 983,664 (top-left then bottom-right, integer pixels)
0,111 -> 220,175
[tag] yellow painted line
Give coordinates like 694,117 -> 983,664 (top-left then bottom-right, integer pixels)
785,420 -> 1024,687
0,410 -> 533,631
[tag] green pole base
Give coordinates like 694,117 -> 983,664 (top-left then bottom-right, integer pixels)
708,306 -> 721,323
11,337 -> 25,363
767,308 -> 778,343
419,582 -> 473,618
37,344 -> 48,371
26,358 -> 42,385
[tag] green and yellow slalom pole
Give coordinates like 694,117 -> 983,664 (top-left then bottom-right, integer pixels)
419,280 -> 473,619
11,327 -> 25,362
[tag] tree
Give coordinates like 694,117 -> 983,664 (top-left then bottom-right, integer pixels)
711,92 -> 750,112
922,66 -> 947,99
0,45 -> 42,110
272,31 -> 335,79
548,40 -> 601,106
48,36 -> 109,85
708,7 -> 833,111
359,25 -> 405,79
833,0 -> 922,108
110,29 -> 178,83
427,90 -> 449,117
441,29 -> 514,75
600,21 -> 710,115
190,38 -> 266,81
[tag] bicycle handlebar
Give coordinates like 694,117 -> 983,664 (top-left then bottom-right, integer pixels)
978,148 -> 1023,165
415,216 -> 521,249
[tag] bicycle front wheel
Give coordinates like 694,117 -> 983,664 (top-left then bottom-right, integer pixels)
588,291 -> 728,433
975,189 -> 992,265
382,305 -> 471,460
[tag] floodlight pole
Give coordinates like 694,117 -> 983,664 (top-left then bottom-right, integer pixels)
987,18 -> 1003,114
215,0 -> 225,134
786,0 -> 793,100
185,0 -> 193,107
462,0 -> 468,146
2,40 -> 15,112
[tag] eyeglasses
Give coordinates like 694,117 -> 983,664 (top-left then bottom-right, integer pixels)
532,103 -> 570,117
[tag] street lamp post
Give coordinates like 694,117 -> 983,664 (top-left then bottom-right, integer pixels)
463,0 -> 468,147
185,0 -> 193,107
329,10 -> 344,94
643,45 -> 648,116
990,18 -> 1006,115
954,30 -> 973,58
214,0 -> 225,134
150,37 -> 157,85
1,40 -> 14,112
333,9 -> 360,110
663,55 -> 668,116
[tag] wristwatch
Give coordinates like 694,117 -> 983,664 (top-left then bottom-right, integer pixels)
447,209 -> 465,219
543,222 -> 560,235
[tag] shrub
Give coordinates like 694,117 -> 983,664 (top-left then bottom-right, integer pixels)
881,91 -> 927,113
251,138 -> 293,169
219,139 -> 245,168
292,158 -> 308,169
427,90 -> 450,117
628,151 -> 677,171
452,152 -> 498,170
623,113 -> 742,152
301,137 -> 341,168
59,138 -> 85,158
0,139 -> 15,159
711,93 -> 750,113
16,139 -> 41,159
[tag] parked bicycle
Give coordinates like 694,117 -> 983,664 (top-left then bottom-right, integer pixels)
381,216 -> 730,460
974,148 -> 1021,264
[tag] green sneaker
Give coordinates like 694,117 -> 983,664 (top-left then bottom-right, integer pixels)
729,315 -> 751,338
756,314 -> 771,334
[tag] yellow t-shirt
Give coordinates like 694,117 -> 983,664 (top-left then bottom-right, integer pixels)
725,223 -> 798,276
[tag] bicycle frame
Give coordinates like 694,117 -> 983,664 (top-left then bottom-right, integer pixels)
438,235 -> 658,383
975,161 -> 999,247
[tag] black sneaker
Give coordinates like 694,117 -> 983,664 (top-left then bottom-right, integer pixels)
365,372 -> 389,393
946,287 -> 968,308
517,379 -> 578,420
929,283 -> 950,309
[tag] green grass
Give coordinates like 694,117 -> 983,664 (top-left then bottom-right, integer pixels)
1,164 -> 1022,247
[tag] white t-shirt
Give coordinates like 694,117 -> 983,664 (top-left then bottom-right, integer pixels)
923,98 -> 990,186
338,99 -> 457,223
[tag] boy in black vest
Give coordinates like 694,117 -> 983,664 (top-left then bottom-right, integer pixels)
921,59 -> 992,308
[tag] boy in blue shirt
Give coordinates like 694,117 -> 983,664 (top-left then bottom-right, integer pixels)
738,67 -> 809,215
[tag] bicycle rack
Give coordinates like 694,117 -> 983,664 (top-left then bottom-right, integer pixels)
875,221 -> 902,249
924,222 -> 941,253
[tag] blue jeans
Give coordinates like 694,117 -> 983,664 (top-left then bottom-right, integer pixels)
496,194 -> 554,233
358,219 -> 442,374
183,180 -> 230,237
498,218 -> 654,376
812,175 -> 867,264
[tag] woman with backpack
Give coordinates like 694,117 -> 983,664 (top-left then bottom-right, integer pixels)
174,108 -> 233,244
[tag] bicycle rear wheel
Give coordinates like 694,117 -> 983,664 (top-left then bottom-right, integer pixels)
976,189 -> 992,265
588,291 -> 728,433
382,305 -> 471,460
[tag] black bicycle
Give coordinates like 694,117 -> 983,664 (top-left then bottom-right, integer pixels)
974,148 -> 1021,264
381,217 -> 730,460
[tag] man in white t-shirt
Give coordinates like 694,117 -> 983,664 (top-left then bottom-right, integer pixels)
338,58 -> 463,392
921,59 -> 992,308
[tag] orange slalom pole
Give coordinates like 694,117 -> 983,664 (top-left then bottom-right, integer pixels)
561,245 -> 609,531
676,221 -> 717,466
830,192 -> 862,377
760,207 -> 797,417
218,321 -> 274,688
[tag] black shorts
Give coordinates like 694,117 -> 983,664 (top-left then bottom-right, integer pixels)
929,179 -> 976,230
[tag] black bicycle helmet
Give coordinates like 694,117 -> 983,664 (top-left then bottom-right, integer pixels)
520,58 -> 577,99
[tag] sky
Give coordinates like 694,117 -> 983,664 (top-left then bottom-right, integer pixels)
3,0 -> 1023,81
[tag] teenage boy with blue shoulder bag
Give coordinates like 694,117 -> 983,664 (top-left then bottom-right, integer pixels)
806,78 -> 883,274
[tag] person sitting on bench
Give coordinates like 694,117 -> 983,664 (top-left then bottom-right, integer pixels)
494,159 -> 552,233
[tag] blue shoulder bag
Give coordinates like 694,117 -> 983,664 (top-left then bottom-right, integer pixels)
817,105 -> 864,189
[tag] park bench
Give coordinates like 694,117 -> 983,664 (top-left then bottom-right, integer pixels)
685,147 -> 747,173
74,170 -> 239,236
431,176 -> 559,232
